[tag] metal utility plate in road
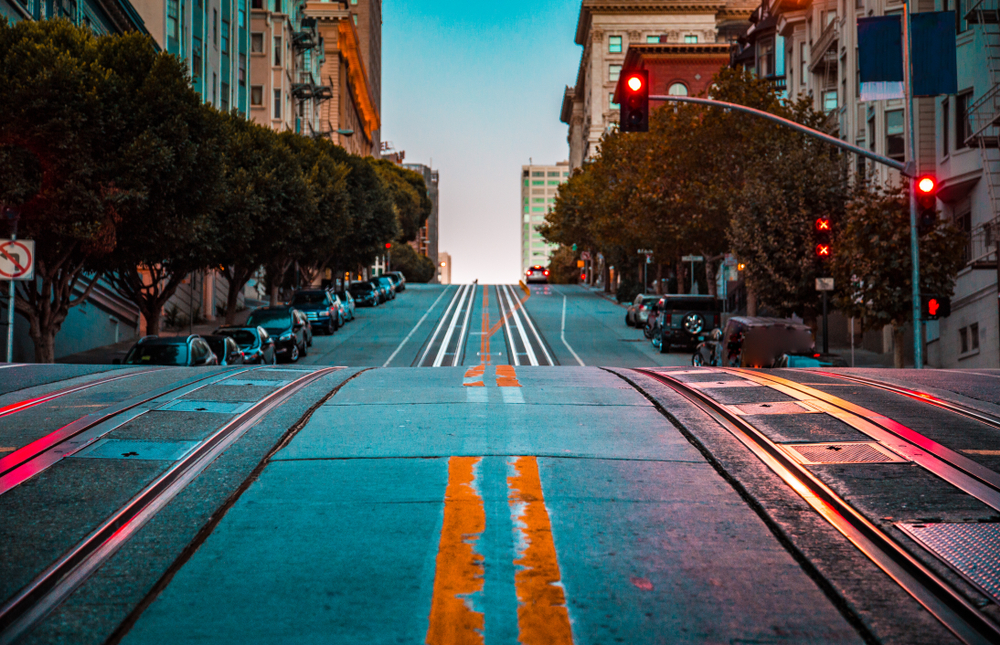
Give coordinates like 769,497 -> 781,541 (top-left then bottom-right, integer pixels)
71,439 -> 200,461
156,401 -> 255,414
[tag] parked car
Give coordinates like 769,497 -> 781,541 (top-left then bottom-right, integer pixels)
525,265 -> 549,284
120,335 -> 217,367
371,276 -> 396,301
387,271 -> 407,292
246,306 -> 309,363
214,325 -> 276,365
334,289 -> 356,321
291,289 -> 342,335
644,297 -> 666,340
655,295 -> 723,353
692,329 -> 724,367
202,334 -> 245,366
625,294 -> 661,327
718,317 -> 830,368
349,281 -> 380,307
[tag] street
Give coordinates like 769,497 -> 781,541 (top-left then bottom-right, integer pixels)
1,285 -> 999,644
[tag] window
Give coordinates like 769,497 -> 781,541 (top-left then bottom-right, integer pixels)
192,37 -> 202,79
668,82 -> 688,96
684,34 -> 698,43
221,19 -> 230,53
251,85 -> 263,105
238,0 -> 246,27
609,64 -> 621,82
886,109 -> 905,161
273,36 -> 281,65
547,171 -> 559,177
609,93 -> 619,110
238,54 -> 246,85
800,42 -> 808,82
956,91 -> 972,149
942,98 -> 950,156
212,73 -> 217,104
251,0 -> 261,7
972,323 -> 980,350
646,35 -> 659,43
274,89 -> 281,118
759,38 -> 775,77
221,82 -> 230,111
251,33 -> 263,52
352,13 -> 357,24
957,0 -> 968,33
867,112 -> 876,151
213,9 -> 218,45
547,180 -> 561,185
823,89 -> 838,113
532,180 -> 543,186
532,171 -> 544,177
167,0 -> 179,43
609,35 -> 622,53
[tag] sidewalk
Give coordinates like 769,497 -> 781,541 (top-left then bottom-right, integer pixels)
57,310 -> 252,365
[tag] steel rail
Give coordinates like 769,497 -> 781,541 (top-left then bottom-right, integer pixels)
634,368 -> 1000,645
501,285 -> 538,366
513,286 -> 555,366
0,369 -> 164,420
0,366 -> 340,643
454,283 -> 477,367
433,284 -> 471,367
417,285 -> 462,367
0,367 -> 260,497
495,285 -> 520,366
726,369 -> 1000,505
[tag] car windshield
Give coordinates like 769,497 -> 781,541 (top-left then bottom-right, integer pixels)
124,343 -> 188,366
204,338 -> 228,358
247,311 -> 292,328
217,329 -> 257,348
664,298 -> 720,312
335,291 -> 349,301
350,284 -> 373,293
292,292 -> 327,306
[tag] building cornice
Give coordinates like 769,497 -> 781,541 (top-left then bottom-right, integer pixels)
575,0 -> 756,44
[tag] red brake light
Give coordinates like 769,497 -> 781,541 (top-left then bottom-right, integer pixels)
544,270 -> 549,276
813,353 -> 821,358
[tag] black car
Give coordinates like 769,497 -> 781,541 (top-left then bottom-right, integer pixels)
202,334 -> 245,366
121,335 -> 218,367
214,326 -> 276,365
246,306 -> 309,363
291,289 -> 342,335
349,281 -> 380,307
655,295 -> 723,353
387,271 -> 407,292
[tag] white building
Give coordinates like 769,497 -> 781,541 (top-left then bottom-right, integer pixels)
521,162 -> 570,273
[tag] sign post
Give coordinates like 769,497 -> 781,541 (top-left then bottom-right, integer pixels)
816,278 -> 835,354
681,255 -> 704,294
0,206 -> 32,363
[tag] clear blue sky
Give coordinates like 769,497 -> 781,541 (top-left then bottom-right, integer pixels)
381,0 -> 582,284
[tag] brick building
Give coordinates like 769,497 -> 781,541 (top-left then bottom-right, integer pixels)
613,42 -> 731,105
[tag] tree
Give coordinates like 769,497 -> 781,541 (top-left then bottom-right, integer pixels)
547,246 -> 580,284
372,160 -> 432,243
831,183 -> 966,367
96,33 -> 226,335
326,152 -> 398,275
0,19 -> 131,362
388,243 -> 435,283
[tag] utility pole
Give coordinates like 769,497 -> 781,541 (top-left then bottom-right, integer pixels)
4,207 -> 18,363
902,0 -> 923,368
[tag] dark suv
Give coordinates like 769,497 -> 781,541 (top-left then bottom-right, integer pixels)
291,289 -> 342,334
121,335 -> 218,366
655,295 -> 723,353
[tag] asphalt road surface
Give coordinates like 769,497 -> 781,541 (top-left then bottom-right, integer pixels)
2,284 -> 1000,644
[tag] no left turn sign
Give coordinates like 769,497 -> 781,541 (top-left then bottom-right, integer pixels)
0,239 -> 35,280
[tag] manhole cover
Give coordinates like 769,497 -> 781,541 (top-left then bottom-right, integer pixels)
898,522 -> 1000,603
783,442 -> 906,464
157,401 -> 255,414
218,379 -> 290,388
71,439 -> 200,461
728,401 -> 820,415
687,380 -> 761,389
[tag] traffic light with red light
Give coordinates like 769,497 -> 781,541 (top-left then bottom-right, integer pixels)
915,175 -> 939,236
385,242 -> 392,249
619,70 -> 649,133
814,216 -> 832,260
921,294 -> 951,320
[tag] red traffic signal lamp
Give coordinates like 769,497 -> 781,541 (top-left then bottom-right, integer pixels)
921,294 -> 950,320
815,217 -> 831,232
914,175 -> 938,235
385,242 -> 392,249
619,70 -> 649,133
815,243 -> 831,258
814,215 -> 832,260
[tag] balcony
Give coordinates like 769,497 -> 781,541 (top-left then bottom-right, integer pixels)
967,0 -> 1000,24
809,19 -> 838,71
293,18 -> 319,50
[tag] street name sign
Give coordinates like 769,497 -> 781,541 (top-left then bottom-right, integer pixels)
682,255 -> 704,262
815,277 -> 835,291
0,239 -> 34,280
637,248 -> 653,254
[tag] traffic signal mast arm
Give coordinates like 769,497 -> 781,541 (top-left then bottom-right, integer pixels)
648,95 -> 914,177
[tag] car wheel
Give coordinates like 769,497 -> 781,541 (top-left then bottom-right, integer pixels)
682,312 -> 706,336
643,324 -> 654,340
270,353 -> 277,365
625,314 -> 632,327
659,338 -> 670,354
326,320 -> 335,335
288,344 -> 299,363
300,341 -> 308,357
692,353 -> 704,366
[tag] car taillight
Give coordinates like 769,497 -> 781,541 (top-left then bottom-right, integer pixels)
544,270 -> 549,276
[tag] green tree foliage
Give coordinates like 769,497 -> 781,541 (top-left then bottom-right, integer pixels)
547,246 -> 580,284
0,18 -> 131,362
831,183 -> 966,367
372,160 -> 432,243
389,243 -> 436,283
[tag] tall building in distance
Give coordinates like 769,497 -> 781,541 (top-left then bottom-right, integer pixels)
403,162 -> 439,277
560,0 -> 753,169
521,162 -> 570,274
437,251 -> 451,285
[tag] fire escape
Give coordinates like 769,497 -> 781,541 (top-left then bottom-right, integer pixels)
291,17 -> 333,137
966,0 -> 1000,261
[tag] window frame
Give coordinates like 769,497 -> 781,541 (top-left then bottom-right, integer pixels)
608,35 -> 622,53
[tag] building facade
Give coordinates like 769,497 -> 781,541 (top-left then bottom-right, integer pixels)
437,251 -> 451,285
561,0 -> 754,169
522,162 -> 570,273
402,162 -> 440,278
735,0 -> 998,367
3,0 -> 149,37
132,0 -> 251,113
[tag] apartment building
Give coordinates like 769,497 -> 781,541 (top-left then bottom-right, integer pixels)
522,162 -> 570,273
3,0 -> 148,37
438,251 -> 451,285
560,0 -> 754,170
132,0 -> 251,113
734,0 -> 999,367
402,162 -> 440,275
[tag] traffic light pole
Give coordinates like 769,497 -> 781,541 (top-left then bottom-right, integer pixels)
650,94 -> 923,366
902,0 -> 923,369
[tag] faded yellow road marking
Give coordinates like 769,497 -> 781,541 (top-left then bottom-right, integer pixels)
963,449 -> 1000,456
464,365 -> 485,387
496,365 -> 520,388
0,447 -> 15,454
426,457 -> 486,645
480,286 -> 491,365
508,456 -> 574,645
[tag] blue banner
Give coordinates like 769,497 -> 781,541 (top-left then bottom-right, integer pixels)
912,11 -> 958,97
858,16 -> 904,101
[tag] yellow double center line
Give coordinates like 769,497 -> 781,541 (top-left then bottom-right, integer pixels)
427,365 -> 573,645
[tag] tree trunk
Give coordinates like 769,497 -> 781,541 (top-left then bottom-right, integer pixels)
143,305 -> 161,337
30,325 -> 57,364
220,264 -> 255,324
604,262 -> 611,293
747,286 -> 758,316
675,259 -> 687,294
892,324 -> 905,368
655,263 -> 663,295
705,260 -> 717,297
224,281 -> 241,325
